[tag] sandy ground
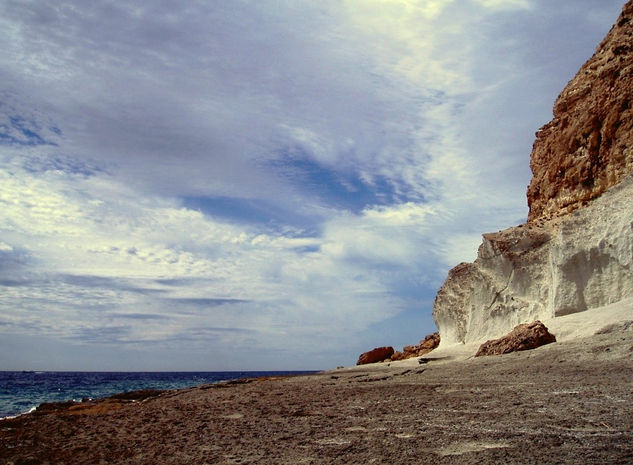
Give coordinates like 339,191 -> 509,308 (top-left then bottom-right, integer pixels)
1,318 -> 632,465
422,297 -> 633,362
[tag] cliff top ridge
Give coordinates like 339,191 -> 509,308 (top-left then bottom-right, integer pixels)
527,0 -> 633,222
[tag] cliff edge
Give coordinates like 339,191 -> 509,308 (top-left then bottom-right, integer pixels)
433,1 -> 633,348
527,0 -> 633,222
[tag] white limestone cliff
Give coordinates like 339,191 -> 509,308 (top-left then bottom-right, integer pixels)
433,175 -> 633,346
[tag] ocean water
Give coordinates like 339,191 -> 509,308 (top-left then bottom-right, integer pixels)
0,370 -> 316,419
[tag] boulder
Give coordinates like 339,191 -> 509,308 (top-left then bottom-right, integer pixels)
356,346 -> 394,365
475,321 -> 556,357
391,333 -> 440,361
418,332 -> 441,352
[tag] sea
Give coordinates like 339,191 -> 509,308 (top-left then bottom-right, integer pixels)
0,370 -> 317,419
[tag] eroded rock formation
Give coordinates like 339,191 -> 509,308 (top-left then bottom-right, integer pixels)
434,179 -> 633,346
433,1 -> 633,348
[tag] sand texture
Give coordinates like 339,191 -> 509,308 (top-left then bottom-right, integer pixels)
2,327 -> 632,464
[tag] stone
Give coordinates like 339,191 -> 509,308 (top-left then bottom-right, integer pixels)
35,401 -> 78,415
527,1 -> 633,222
392,333 -> 440,361
356,346 -> 394,365
433,1 -> 633,348
418,332 -> 441,352
475,321 -> 556,357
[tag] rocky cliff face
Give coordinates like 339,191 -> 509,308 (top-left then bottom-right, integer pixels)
433,1 -> 633,347
527,1 -> 633,222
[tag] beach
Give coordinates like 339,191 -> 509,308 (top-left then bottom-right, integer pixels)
2,324 -> 632,464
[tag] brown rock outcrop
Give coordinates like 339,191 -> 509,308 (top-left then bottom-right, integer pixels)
433,1 -> 633,349
527,0 -> 633,222
356,346 -> 394,365
391,332 -> 440,361
475,321 -> 556,357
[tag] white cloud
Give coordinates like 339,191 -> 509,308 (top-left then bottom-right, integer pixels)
322,203 -> 437,265
438,233 -> 483,266
474,0 -> 531,10
0,153 -> 412,356
0,0 -> 626,369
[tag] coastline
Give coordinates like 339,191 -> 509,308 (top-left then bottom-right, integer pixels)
0,406 -> 37,422
2,328 -> 632,464
0,370 -> 319,421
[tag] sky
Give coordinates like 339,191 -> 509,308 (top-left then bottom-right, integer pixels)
0,0 -> 626,371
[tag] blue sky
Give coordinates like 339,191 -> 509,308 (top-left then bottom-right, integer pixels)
0,0 -> 626,370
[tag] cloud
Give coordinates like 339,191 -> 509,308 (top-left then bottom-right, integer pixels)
166,298 -> 250,308
322,203 -> 437,265
0,0 -> 626,369
0,155 -> 409,352
474,0 -> 530,10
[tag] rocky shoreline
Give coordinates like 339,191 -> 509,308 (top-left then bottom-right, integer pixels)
3,2 -> 633,464
2,326 -> 632,464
